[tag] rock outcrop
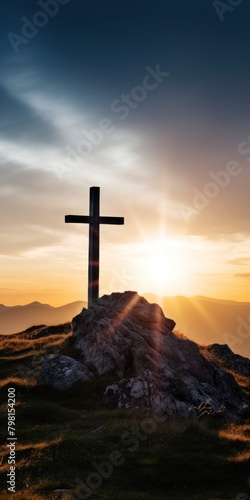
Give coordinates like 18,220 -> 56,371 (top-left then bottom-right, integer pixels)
204,343 -> 250,376
38,291 -> 249,420
38,354 -> 94,390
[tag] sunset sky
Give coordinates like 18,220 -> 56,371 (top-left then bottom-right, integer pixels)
1,1 -> 250,306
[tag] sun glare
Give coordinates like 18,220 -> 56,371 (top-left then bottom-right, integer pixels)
135,237 -> 193,296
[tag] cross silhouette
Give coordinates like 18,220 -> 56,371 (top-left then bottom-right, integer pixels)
65,186 -> 124,307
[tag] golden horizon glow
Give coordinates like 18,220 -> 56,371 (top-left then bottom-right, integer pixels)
1,230 -> 250,307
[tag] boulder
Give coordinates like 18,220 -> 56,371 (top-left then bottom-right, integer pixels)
70,291 -> 249,420
38,354 -> 94,390
204,343 -> 250,376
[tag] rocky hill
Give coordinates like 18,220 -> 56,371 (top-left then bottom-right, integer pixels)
38,291 -> 250,421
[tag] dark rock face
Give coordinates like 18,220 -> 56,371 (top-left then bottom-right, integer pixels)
205,343 -> 250,376
38,355 -> 94,390
72,291 -> 176,378
68,291 -> 249,420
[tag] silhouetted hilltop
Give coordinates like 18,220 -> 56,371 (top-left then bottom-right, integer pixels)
0,293 -> 249,499
37,292 -> 250,420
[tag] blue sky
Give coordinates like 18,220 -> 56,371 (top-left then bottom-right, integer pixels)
1,0 -> 250,304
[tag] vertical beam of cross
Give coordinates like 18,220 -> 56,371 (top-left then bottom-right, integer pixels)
65,186 -> 124,308
88,186 -> 100,307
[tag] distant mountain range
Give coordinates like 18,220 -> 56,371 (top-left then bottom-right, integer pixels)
144,293 -> 250,359
1,294 -> 249,358
0,301 -> 86,335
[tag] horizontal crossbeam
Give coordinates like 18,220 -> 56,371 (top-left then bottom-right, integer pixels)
65,215 -> 124,225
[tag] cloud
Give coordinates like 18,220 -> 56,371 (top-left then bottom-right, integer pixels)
228,258 -> 250,266
0,1 -> 250,270
0,162 -> 72,256
0,82 -> 61,147
234,273 -> 250,279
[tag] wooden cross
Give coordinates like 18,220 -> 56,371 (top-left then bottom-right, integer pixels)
65,186 -> 124,308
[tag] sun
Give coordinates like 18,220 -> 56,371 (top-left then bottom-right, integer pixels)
135,236 -> 193,297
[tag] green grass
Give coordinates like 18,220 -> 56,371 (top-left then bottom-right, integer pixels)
0,325 -> 250,499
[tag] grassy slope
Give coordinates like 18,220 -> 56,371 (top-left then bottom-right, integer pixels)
0,325 -> 249,500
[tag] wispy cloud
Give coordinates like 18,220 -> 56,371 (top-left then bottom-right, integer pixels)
234,273 -> 250,279
228,258 -> 250,266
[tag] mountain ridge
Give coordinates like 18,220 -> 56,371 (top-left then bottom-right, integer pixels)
144,293 -> 250,359
1,294 -> 250,359
0,300 -> 86,335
